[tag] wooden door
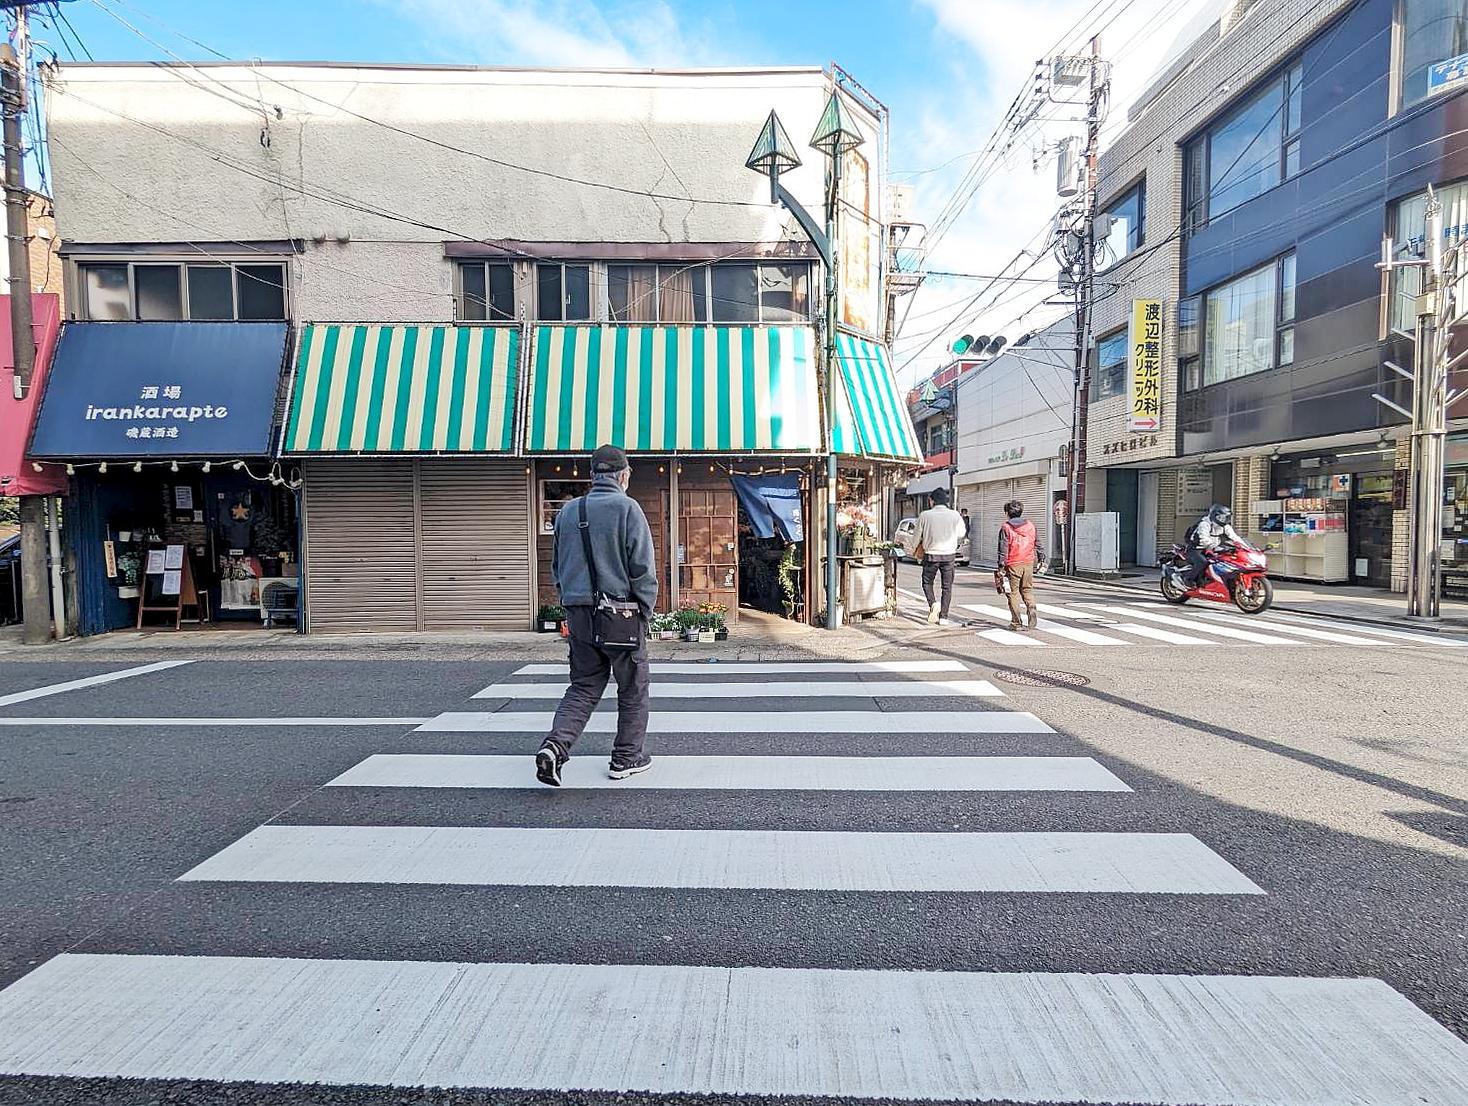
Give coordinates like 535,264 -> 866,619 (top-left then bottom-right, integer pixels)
678,486 -> 738,618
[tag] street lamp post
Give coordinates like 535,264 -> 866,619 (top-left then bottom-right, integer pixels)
747,94 -> 865,629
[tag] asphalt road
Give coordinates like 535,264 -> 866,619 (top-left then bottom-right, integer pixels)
0,579 -> 1463,1106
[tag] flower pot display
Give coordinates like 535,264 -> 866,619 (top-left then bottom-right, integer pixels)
537,604 -> 566,633
697,629 -> 716,643
714,628 -> 729,642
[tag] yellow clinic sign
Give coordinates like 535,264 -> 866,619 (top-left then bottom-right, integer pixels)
1128,298 -> 1163,432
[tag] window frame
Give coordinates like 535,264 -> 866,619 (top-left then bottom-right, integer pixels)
1183,56 -> 1304,233
1191,250 -> 1297,389
1093,327 -> 1129,401
456,260 -> 518,322
1099,179 -> 1146,269
73,258 -> 290,322
1392,0 -> 1468,114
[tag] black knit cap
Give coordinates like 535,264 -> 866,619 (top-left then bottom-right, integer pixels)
591,443 -> 629,473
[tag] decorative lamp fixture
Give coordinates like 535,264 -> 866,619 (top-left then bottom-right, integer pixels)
31,461 -> 42,472
744,110 -> 802,182
808,90 -> 865,158
65,464 -> 75,476
233,461 -> 245,471
132,462 -> 143,473
201,462 -> 211,473
170,460 -> 179,473
98,462 -> 107,474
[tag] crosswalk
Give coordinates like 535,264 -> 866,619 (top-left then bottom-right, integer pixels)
0,660 -> 1465,1103
947,596 -> 1467,649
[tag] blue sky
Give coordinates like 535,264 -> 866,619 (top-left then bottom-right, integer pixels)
31,0 -> 1217,380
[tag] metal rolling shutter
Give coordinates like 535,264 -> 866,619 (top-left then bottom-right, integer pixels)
418,460 -> 531,630
978,481 -> 1012,561
1010,475 -> 1050,553
303,459 -> 418,633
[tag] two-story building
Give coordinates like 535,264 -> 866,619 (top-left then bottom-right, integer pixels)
1084,0 -> 1468,591
29,62 -> 919,635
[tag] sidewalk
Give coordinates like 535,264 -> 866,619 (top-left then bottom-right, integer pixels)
0,606 -> 900,662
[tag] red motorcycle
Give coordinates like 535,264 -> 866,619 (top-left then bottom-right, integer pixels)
1159,540 -> 1274,613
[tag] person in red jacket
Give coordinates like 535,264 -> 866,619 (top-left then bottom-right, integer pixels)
997,499 -> 1043,631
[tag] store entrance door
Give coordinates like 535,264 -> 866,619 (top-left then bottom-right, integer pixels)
1350,471 -> 1394,587
677,487 -> 739,617
1107,469 -> 1139,565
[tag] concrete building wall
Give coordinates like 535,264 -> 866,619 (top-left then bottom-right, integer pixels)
43,64 -> 880,324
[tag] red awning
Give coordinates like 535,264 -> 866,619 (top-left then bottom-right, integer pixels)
0,294 -> 67,496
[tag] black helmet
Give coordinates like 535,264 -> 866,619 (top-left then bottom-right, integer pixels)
1208,503 -> 1232,526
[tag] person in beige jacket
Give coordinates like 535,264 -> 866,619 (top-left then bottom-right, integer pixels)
913,488 -> 968,625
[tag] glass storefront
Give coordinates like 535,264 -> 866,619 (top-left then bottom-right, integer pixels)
1444,433 -> 1468,596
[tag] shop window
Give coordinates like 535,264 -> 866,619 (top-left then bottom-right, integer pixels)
1183,59 -> 1303,230
757,264 -> 809,322
1391,179 -> 1468,329
1100,180 -> 1145,267
1396,0 -> 1468,110
77,260 -> 288,321
536,263 -> 591,322
709,262 -> 811,323
457,261 -> 516,321
1094,329 -> 1128,400
539,478 -> 593,533
1200,251 -> 1295,385
658,264 -> 707,322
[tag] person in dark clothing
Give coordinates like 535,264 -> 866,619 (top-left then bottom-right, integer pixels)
536,444 -> 659,786
960,507 -> 972,539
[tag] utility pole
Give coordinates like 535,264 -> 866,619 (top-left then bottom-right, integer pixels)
2,10 -> 47,644
1374,189 -> 1464,620
1063,36 -> 1104,574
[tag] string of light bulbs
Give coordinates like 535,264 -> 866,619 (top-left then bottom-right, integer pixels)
30,457 -> 301,488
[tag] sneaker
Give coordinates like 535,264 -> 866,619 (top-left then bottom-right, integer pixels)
535,742 -> 566,787
607,753 -> 653,780
927,602 -> 941,625
1009,623 -> 1024,632
938,618 -> 954,626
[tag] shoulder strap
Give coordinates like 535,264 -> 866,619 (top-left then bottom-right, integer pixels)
576,497 -> 601,599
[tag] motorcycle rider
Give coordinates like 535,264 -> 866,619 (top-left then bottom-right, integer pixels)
1184,503 -> 1246,588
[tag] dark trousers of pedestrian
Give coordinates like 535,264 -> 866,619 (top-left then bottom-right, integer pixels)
921,554 -> 956,620
546,606 -> 650,764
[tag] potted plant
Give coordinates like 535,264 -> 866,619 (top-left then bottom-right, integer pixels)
697,601 -> 729,641
651,612 -> 678,640
676,604 -> 701,641
697,612 -> 718,644
537,603 -> 565,632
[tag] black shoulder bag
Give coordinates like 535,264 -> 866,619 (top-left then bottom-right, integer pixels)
576,497 -> 642,650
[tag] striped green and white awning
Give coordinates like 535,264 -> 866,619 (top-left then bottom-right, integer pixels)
835,331 -> 923,461
284,324 -> 519,454
526,325 -> 821,453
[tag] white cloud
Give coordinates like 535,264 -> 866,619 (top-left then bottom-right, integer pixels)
892,0 -> 1218,383
384,0 -> 720,69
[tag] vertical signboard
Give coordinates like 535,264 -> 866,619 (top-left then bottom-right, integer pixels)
1128,298 -> 1163,432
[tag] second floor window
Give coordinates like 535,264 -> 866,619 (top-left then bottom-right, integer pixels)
458,262 -> 515,321
1101,181 -> 1145,266
537,263 -> 592,322
1184,60 -> 1303,230
1198,251 -> 1297,386
79,261 -> 287,321
1094,329 -> 1128,400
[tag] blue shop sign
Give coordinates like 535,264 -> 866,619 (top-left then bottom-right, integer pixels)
29,322 -> 290,459
1428,52 -> 1468,96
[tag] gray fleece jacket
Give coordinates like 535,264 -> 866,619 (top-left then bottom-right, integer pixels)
552,473 -> 659,616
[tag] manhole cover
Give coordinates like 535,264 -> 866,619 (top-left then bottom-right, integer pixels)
990,667 -> 1091,688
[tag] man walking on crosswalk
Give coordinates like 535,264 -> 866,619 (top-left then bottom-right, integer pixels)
998,499 -> 1042,632
536,444 -> 659,786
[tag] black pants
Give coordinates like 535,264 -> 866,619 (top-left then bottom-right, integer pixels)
546,606 -> 650,763
1185,546 -> 1209,587
921,555 -> 956,619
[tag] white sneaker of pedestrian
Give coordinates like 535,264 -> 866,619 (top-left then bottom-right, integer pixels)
939,618 -> 954,626
927,602 -> 941,625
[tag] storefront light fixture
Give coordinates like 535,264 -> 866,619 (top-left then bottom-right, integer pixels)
133,462 -> 143,473
31,461 -> 42,472
201,462 -> 211,473
97,462 -> 107,474
233,461 -> 245,471
170,461 -> 179,473
65,464 -> 75,476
